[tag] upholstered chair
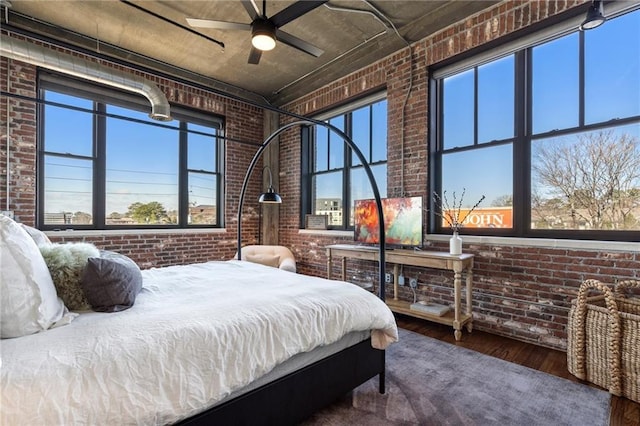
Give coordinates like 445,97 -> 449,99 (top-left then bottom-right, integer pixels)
234,245 -> 297,273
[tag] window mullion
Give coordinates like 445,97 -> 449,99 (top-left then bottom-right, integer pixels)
300,126 -> 312,227
36,89 -> 46,228
368,105 -> 373,164
95,102 -> 106,228
343,113 -> 351,229
216,134 -> 224,227
514,50 -> 529,235
430,78 -> 442,233
179,122 -> 188,227
578,30 -> 585,128
325,127 -> 331,171
473,67 -> 479,146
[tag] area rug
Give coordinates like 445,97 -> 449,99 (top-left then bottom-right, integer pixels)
302,329 -> 611,425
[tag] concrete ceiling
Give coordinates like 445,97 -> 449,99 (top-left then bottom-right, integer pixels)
2,0 -> 499,107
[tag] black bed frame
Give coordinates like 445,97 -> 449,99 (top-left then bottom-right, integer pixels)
176,338 -> 385,426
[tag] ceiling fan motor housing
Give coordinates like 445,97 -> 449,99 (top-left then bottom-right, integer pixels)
252,18 -> 277,50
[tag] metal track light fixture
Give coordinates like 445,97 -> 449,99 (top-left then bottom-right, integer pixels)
580,0 -> 606,30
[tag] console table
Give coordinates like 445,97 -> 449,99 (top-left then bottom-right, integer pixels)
326,244 -> 474,340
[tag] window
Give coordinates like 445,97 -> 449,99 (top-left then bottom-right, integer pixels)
301,94 -> 387,229
38,74 -> 224,229
432,7 -> 640,240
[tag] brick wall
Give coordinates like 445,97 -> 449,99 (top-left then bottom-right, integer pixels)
1,35 -> 265,266
1,59 -> 38,222
277,0 -> 640,351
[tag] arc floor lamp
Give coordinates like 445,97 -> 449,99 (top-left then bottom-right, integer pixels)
236,119 -> 386,301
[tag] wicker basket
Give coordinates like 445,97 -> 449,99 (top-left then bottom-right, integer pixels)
567,279 -> 640,403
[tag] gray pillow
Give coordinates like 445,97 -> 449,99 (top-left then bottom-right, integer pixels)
80,252 -> 142,313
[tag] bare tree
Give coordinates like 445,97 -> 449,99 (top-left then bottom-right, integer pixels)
532,130 -> 640,230
491,194 -> 512,207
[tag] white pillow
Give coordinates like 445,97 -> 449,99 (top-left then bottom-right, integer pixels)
0,215 -> 72,338
19,223 -> 52,246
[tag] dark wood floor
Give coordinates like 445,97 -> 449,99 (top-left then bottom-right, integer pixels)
395,315 -> 640,426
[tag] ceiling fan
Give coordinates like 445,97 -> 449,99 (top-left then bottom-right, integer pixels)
187,0 -> 327,65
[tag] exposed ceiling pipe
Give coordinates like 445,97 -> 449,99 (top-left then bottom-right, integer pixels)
0,34 -> 172,121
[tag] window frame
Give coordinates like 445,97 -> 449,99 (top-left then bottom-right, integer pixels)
430,5 -> 640,241
37,72 -> 225,230
300,92 -> 387,230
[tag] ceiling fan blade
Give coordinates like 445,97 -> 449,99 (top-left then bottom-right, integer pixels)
241,0 -> 260,20
275,29 -> 324,58
186,18 -> 251,31
248,47 -> 262,65
270,0 -> 327,27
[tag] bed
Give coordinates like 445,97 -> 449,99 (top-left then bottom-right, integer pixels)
0,252 -> 397,425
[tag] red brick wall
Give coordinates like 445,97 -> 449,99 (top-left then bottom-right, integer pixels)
276,0 -> 640,350
2,59 -> 38,222
1,35 -> 265,266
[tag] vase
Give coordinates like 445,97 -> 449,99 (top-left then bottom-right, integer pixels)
449,231 -> 462,255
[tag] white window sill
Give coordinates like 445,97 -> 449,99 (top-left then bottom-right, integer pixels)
45,228 -> 227,237
425,234 -> 638,252
298,229 -> 353,238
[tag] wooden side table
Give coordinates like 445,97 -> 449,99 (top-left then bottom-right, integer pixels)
326,244 -> 474,340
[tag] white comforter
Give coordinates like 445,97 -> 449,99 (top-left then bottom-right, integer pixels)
1,260 -> 397,425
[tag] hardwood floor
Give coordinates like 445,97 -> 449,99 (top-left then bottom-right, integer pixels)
395,315 -> 640,426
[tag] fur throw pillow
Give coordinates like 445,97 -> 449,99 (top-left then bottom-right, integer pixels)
39,243 -> 100,311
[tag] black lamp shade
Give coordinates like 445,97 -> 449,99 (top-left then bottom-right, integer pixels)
580,0 -> 606,30
259,187 -> 282,203
259,166 -> 282,203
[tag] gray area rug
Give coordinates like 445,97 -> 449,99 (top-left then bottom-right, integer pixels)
302,329 -> 611,425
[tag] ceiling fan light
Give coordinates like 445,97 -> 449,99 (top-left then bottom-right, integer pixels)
251,18 -> 276,51
252,33 -> 276,51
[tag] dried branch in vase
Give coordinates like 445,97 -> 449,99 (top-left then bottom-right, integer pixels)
432,188 -> 485,233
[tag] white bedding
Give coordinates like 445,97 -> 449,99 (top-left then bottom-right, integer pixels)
1,260 -> 398,425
